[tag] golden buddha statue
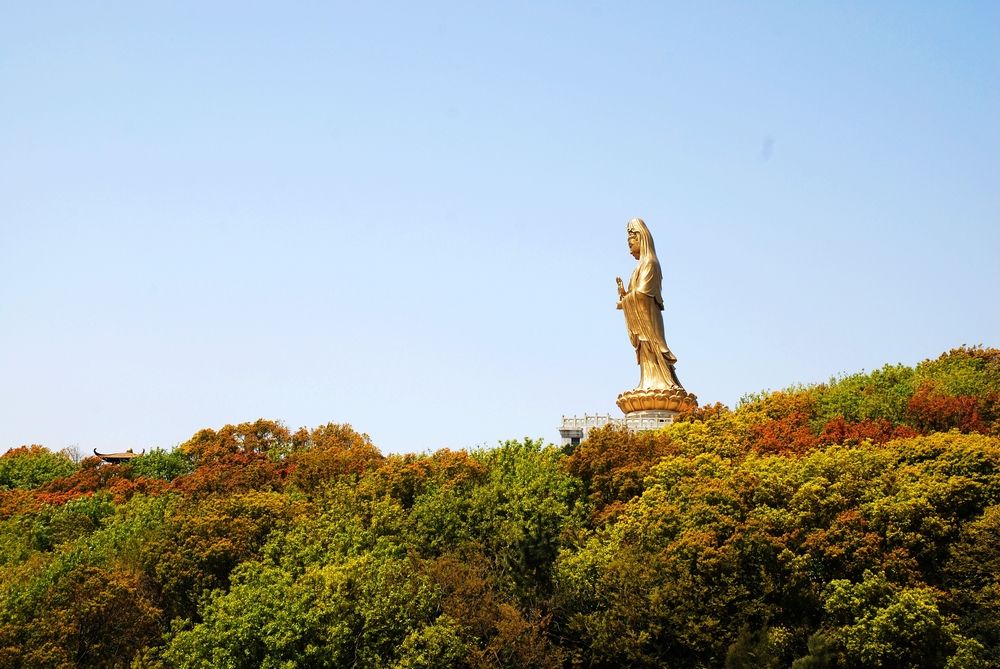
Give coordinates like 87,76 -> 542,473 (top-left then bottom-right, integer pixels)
615,218 -> 697,414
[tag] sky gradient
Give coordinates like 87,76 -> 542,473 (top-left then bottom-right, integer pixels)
2,2 -> 998,455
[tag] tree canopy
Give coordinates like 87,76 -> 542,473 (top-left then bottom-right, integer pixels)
1,346 -> 998,668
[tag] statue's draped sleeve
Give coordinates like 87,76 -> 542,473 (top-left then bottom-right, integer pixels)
630,257 -> 664,309
622,258 -> 677,373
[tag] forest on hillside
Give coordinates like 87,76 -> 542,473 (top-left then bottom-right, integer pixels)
1,347 -> 999,668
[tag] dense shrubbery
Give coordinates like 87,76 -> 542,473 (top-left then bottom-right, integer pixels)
1,347 -> 998,667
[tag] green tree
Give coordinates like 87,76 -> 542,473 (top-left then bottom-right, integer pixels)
0,445 -> 77,490
391,615 -> 467,669
944,504 -> 1000,665
466,439 -> 584,598
795,571 -> 987,668
127,448 -> 193,482
161,555 -> 440,669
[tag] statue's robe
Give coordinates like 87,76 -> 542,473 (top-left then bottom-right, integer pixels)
621,257 -> 680,390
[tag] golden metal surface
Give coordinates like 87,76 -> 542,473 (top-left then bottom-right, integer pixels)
616,218 -> 697,413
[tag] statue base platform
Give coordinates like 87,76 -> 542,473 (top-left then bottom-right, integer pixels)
622,409 -> 680,431
558,407 -> 691,446
616,387 -> 698,414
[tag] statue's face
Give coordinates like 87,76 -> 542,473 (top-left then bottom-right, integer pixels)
627,229 -> 640,259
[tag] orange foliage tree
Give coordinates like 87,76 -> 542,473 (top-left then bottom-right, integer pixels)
564,424 -> 676,522
362,448 -> 488,509
179,418 -> 296,464
286,423 -> 383,495
170,450 -> 285,499
0,565 -> 161,668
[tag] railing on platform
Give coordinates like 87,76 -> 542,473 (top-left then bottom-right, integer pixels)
558,412 -> 677,445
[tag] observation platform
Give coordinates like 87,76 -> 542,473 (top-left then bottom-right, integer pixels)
558,410 -> 678,447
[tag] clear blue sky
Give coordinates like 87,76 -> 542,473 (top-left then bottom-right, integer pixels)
2,2 -> 997,455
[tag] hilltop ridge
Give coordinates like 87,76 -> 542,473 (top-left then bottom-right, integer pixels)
1,346 -> 998,668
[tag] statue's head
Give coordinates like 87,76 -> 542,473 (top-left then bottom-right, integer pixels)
626,218 -> 655,260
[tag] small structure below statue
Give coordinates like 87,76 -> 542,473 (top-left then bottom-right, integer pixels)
558,412 -> 679,446
558,217 -> 697,446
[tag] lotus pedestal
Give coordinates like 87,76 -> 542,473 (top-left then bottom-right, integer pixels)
615,387 -> 699,429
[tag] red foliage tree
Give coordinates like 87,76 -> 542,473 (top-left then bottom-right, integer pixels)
170,451 -> 285,499
818,417 -> 919,445
907,382 -> 987,434
38,457 -> 136,503
746,412 -> 820,455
